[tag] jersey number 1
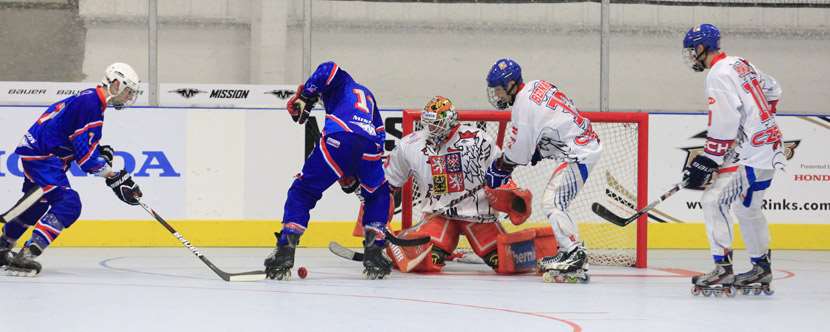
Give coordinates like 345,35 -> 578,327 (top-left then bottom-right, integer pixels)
353,89 -> 373,114
742,79 -> 772,122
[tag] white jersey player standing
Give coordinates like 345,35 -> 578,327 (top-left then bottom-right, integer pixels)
483,58 -> 601,283
682,24 -> 783,296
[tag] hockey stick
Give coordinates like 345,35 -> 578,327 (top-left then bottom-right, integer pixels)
0,187 -> 45,224
383,228 -> 431,246
421,183 -> 486,221
592,181 -> 685,227
138,202 -> 266,282
329,241 -> 364,262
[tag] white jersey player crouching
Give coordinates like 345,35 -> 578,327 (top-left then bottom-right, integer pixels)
383,96 -> 554,274
483,59 -> 601,283
682,24 -> 783,296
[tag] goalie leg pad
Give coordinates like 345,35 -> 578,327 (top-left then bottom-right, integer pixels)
495,229 -> 538,274
384,216 -> 461,273
494,227 -> 559,274
533,227 -> 559,260
460,221 -> 505,259
484,183 -> 533,225
411,215 -> 461,254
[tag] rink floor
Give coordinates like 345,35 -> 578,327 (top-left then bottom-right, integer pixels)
1,248 -> 827,332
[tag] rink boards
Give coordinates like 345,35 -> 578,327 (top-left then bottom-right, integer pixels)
0,105 -> 828,249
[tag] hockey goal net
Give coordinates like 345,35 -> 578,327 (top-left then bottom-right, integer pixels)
400,110 -> 648,268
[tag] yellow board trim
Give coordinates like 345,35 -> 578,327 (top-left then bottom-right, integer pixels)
3,221 -> 829,250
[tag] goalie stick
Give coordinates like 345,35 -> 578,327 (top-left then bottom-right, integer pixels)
592,181 -> 684,227
139,202 -> 266,282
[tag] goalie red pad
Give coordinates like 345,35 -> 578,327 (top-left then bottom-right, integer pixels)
385,230 -> 433,273
484,182 -> 533,225
495,227 -> 558,274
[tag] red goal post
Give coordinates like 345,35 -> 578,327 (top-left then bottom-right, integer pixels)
400,109 -> 649,268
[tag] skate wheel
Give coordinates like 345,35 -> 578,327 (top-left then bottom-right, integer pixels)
752,287 -> 762,296
691,286 -> 701,296
702,289 -> 713,297
740,287 -> 751,295
581,274 -> 591,284
542,272 -> 554,283
763,287 -> 774,296
725,286 -> 736,298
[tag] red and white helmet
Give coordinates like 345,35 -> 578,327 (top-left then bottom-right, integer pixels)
102,62 -> 141,109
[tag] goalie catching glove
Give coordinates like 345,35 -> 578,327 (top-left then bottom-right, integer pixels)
286,85 -> 318,125
484,181 -> 532,225
106,170 -> 142,206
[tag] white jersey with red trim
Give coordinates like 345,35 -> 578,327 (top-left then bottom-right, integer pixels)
704,54 -> 785,170
503,80 -> 601,166
385,124 -> 501,223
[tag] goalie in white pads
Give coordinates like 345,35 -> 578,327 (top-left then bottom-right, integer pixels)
682,24 -> 782,296
483,58 -> 601,283
382,96 -> 555,274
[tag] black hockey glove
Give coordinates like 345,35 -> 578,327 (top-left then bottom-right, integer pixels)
106,170 -> 142,206
338,177 -> 360,194
682,154 -> 719,189
530,149 -> 543,166
286,85 -> 317,125
98,145 -> 115,166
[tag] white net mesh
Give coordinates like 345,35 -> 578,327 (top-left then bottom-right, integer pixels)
403,111 -> 645,267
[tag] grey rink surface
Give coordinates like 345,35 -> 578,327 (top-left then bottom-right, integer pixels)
1,248 -> 827,332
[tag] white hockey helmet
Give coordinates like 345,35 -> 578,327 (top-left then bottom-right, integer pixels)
102,62 -> 141,110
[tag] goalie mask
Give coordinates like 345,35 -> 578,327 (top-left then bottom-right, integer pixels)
422,96 -> 459,144
102,62 -> 141,110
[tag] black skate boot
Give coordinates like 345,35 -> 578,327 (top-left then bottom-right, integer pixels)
362,229 -> 392,280
734,251 -> 774,296
691,254 -> 735,297
0,237 -> 14,268
5,245 -> 42,277
539,244 -> 589,284
264,232 -> 300,280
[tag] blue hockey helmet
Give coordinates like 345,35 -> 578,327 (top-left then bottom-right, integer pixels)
486,58 -> 523,109
683,24 -> 721,72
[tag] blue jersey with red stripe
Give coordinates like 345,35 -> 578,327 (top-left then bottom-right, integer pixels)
14,87 -> 109,174
301,62 -> 385,144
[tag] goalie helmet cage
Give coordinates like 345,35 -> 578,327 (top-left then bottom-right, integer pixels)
401,110 -> 649,268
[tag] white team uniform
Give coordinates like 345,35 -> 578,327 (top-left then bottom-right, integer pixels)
699,53 -> 783,259
385,124 -> 501,223
504,79 -> 602,252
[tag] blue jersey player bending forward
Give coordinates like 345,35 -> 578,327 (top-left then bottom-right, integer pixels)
0,63 -> 144,277
265,62 -> 392,280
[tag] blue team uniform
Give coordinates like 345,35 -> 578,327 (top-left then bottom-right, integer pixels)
3,87 -> 110,253
280,62 -> 390,245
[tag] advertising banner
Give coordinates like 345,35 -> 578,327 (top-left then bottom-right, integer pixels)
648,113 -> 830,224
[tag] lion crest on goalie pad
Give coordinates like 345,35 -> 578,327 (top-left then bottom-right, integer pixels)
484,181 -> 532,225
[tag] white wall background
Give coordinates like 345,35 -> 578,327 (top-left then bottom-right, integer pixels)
62,0 -> 830,113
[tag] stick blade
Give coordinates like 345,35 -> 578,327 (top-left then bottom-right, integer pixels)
591,202 -> 632,227
329,242 -> 363,262
225,270 -> 267,282
384,228 -> 430,246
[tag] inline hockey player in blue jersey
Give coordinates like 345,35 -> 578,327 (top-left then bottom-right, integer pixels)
0,63 -> 144,277
264,62 -> 392,280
